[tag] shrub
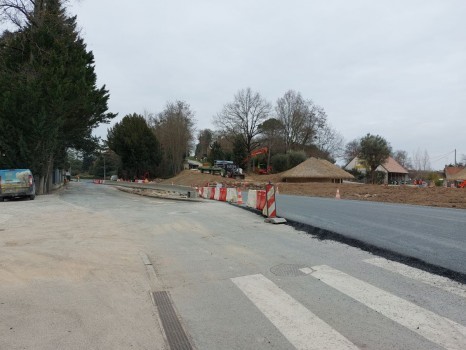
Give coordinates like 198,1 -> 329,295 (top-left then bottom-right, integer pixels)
271,154 -> 289,173
288,150 -> 307,168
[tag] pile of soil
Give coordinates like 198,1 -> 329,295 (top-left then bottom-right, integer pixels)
161,170 -> 466,209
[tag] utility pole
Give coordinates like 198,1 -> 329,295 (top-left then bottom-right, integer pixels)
455,149 -> 457,166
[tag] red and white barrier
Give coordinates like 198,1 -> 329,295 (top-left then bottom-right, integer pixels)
247,190 -> 257,208
256,190 -> 266,211
197,183 -> 285,223
262,184 -> 276,218
236,188 -> 243,205
226,188 -> 237,202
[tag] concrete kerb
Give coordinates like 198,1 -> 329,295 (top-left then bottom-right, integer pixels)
107,183 -> 205,202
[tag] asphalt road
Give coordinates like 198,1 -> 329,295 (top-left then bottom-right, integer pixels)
271,194 -> 466,276
1,183 -> 465,349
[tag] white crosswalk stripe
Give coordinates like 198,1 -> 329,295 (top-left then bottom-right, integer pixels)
231,274 -> 359,350
306,265 -> 466,350
363,257 -> 466,299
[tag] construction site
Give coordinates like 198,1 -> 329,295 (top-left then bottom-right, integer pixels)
160,168 -> 466,210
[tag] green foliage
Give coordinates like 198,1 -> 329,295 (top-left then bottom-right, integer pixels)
288,150 -> 307,168
0,1 -> 115,192
347,168 -> 365,182
195,129 -> 213,160
89,150 -> 121,178
427,172 -> 443,186
107,114 -> 161,179
208,141 -> 224,164
270,151 -> 307,173
232,135 -> 247,168
271,154 -> 289,173
358,133 -> 392,184
151,101 -> 196,177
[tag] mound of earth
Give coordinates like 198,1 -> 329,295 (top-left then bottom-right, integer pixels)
162,170 -> 466,209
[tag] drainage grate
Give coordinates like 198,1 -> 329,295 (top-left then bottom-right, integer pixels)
152,291 -> 193,350
270,264 -> 307,277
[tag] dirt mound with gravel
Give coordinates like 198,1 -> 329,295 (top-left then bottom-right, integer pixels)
161,170 -> 466,209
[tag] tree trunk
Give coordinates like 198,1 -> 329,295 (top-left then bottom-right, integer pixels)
38,155 -> 54,194
267,145 -> 271,172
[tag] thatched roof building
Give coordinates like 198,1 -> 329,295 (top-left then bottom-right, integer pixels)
281,157 -> 354,183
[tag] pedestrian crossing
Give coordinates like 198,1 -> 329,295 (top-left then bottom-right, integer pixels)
231,274 -> 358,350
231,261 -> 466,350
363,257 -> 466,299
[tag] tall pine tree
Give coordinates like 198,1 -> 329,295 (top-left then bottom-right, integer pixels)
0,0 -> 115,193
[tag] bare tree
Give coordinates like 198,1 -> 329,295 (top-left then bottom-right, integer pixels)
343,138 -> 361,164
275,90 -> 326,153
392,150 -> 412,170
422,149 -> 431,171
0,0 -> 70,29
213,87 -> 271,161
314,123 -> 344,161
412,148 -> 431,171
151,101 -> 196,177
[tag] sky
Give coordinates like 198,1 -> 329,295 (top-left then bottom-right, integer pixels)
68,0 -> 466,170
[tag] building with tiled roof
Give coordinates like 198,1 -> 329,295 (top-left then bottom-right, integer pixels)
345,156 -> 409,184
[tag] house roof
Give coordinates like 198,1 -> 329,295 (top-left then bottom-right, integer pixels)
445,166 -> 466,180
347,156 -> 408,174
281,157 -> 354,179
377,156 -> 409,174
447,167 -> 466,181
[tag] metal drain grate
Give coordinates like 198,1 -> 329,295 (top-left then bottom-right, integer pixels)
152,291 -> 193,350
270,264 -> 306,277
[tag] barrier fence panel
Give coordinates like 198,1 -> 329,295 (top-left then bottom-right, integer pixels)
263,184 -> 276,218
226,188 -> 238,203
247,190 -> 257,208
237,188 -> 243,205
219,188 -> 227,201
214,188 -> 221,201
256,190 -> 266,211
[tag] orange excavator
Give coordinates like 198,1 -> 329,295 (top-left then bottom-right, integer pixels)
244,147 -> 272,174
458,180 -> 466,188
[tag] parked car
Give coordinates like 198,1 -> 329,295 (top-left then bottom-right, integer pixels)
0,169 -> 36,201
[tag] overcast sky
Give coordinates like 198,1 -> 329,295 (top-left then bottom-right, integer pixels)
69,0 -> 465,170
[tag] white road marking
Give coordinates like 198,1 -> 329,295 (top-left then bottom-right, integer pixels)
300,267 -> 314,275
364,257 -> 466,299
310,265 -> 466,350
231,274 -> 358,350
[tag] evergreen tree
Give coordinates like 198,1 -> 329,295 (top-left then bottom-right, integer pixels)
107,114 -> 162,179
0,0 -> 115,193
359,133 -> 392,184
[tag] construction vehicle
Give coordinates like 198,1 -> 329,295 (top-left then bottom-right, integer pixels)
244,147 -> 272,174
214,160 -> 245,179
198,164 -> 223,175
459,180 -> 466,188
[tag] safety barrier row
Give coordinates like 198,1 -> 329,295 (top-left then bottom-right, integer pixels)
197,184 -> 278,219
198,187 -> 238,203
